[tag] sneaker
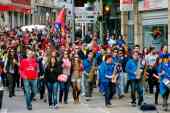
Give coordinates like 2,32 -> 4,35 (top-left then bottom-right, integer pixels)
138,101 -> 143,106
49,106 -> 53,109
27,106 -> 32,110
44,99 -> 47,103
81,93 -> 85,96
108,102 -> 112,105
86,98 -> 91,101
106,105 -> 112,108
163,105 -> 168,112
54,105 -> 58,109
64,101 -> 68,104
130,101 -> 136,106
119,95 -> 125,99
155,101 -> 158,105
9,95 -> 13,98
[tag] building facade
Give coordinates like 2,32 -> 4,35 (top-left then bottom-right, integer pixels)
32,0 -> 55,25
126,0 -> 168,50
0,0 -> 32,30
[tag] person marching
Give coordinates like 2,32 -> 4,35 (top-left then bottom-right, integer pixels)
82,50 -> 94,100
44,56 -> 62,109
59,50 -> 71,104
125,51 -> 144,106
19,48 -> 39,110
104,54 -> 115,107
71,54 -> 83,104
145,47 -> 159,104
4,49 -> 18,98
158,54 -> 170,111
0,61 -> 4,109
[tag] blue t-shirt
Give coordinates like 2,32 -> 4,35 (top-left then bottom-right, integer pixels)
83,59 -> 92,73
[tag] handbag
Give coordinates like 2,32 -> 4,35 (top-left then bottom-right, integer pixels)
58,74 -> 68,82
163,78 -> 170,89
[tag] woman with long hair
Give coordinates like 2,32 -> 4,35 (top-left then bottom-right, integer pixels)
44,56 -> 62,109
4,49 -> 18,98
59,50 -> 71,104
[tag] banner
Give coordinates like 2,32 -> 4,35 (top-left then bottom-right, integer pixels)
139,0 -> 168,11
120,0 -> 133,11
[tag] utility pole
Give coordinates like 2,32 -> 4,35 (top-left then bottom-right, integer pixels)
99,0 -> 103,45
121,11 -> 128,43
168,0 -> 170,52
133,0 -> 143,48
32,0 -> 35,25
71,0 -> 75,43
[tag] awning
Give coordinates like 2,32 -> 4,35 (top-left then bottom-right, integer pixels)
0,5 -> 31,14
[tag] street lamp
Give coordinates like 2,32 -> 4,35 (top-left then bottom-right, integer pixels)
105,5 -> 110,12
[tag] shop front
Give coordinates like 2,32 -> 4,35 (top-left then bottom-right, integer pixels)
142,10 -> 168,50
127,0 -> 168,50
0,0 -> 32,29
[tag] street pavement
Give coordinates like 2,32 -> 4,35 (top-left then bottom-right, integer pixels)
0,88 -> 169,113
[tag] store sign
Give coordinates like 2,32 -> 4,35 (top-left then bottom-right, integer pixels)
120,0 -> 133,11
35,0 -> 53,7
11,0 -> 31,5
0,5 -> 31,14
54,0 -> 66,8
75,7 -> 98,16
75,17 -> 96,24
139,0 -> 168,11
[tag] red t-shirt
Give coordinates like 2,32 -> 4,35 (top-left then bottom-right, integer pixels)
19,58 -> 38,80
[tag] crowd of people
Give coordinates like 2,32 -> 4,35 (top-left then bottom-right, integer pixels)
0,27 -> 170,112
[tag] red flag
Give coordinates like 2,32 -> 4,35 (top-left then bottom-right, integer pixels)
55,8 -> 65,25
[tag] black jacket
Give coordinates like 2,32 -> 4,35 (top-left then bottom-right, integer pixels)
45,61 -> 62,83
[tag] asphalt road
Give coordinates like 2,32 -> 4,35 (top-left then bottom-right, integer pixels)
0,88 -> 169,113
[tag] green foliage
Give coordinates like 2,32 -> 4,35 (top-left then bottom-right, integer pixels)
103,0 -> 113,5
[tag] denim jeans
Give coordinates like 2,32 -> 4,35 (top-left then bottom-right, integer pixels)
23,79 -> 38,108
47,82 -> 59,106
129,80 -> 144,104
0,90 -> 3,109
84,73 -> 93,97
81,72 -> 88,95
37,78 -> 46,99
59,82 -> 69,103
105,81 -> 116,105
7,73 -> 16,97
116,72 -> 125,97
163,89 -> 170,110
